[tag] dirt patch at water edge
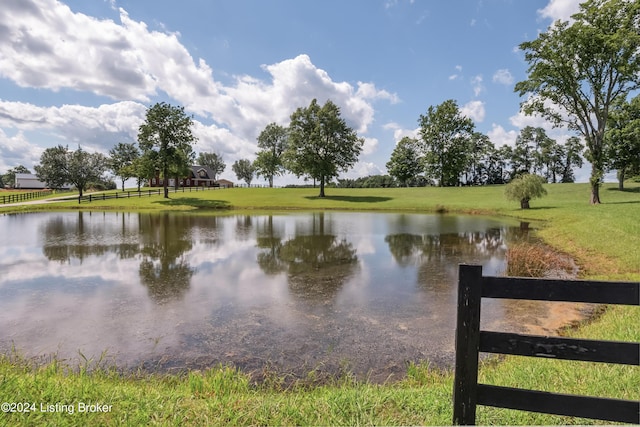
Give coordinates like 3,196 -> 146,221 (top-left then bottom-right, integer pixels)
500,242 -> 599,336
498,300 -> 598,336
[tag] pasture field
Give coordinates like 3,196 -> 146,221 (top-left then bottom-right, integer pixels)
0,182 -> 638,425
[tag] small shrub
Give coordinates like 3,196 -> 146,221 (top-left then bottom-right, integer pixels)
505,174 -> 547,209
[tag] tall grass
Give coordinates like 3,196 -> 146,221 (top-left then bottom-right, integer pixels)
505,242 -> 575,277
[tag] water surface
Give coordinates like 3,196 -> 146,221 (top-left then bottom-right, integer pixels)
1,211 -> 542,381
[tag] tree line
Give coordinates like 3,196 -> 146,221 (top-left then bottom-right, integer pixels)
5,99 -> 362,199
3,91 -> 638,197
386,101 -> 587,188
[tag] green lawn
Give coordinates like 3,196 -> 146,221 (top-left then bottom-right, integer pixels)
0,182 -> 638,425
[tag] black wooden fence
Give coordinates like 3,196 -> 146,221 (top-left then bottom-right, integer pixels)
452,264 -> 639,425
77,185 -> 226,203
0,190 -> 53,204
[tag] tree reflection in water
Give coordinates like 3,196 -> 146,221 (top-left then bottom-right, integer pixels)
41,211 -> 140,263
3,211 -> 555,380
137,214 -> 196,303
256,213 -> 358,302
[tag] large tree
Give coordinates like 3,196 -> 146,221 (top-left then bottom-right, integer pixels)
254,123 -> 288,187
35,145 -> 106,196
137,102 -> 197,198
605,95 -> 640,189
232,159 -> 256,186
515,0 -> 640,204
108,142 -> 140,191
386,136 -> 422,187
129,151 -> 157,192
418,99 -> 475,186
34,145 -> 69,190
67,147 -> 107,196
196,152 -> 225,182
285,99 -> 363,197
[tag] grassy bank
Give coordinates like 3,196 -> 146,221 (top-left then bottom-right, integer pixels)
0,183 -> 638,425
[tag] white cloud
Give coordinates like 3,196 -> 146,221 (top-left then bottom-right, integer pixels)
448,65 -> 463,81
1,1 -> 396,136
471,75 -> 484,97
356,82 -> 400,104
0,100 -> 146,153
487,124 -> 518,148
492,69 -> 514,86
244,55 -> 397,135
509,94 -> 575,135
0,129 -> 43,172
0,1 -> 155,101
341,162 -> 384,179
461,100 -> 485,123
509,109 -> 550,130
383,122 -> 420,143
384,0 -> 415,9
0,99 -> 260,170
538,0 -> 581,23
0,2 -> 401,181
191,121 -> 256,162
361,137 -> 379,156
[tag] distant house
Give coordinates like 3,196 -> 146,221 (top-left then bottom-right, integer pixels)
14,173 -> 71,190
216,179 -> 234,188
14,173 -> 48,189
149,166 -> 232,188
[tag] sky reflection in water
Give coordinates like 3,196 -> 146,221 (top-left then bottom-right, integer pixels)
0,211 -> 531,381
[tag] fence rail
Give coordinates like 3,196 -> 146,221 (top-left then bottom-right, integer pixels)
0,190 -> 53,204
452,264 -> 639,425
234,183 -> 280,188
78,185 -> 226,203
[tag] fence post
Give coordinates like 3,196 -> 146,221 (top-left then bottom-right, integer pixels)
453,264 -> 484,425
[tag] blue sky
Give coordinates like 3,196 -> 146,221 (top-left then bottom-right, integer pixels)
0,0 -> 589,184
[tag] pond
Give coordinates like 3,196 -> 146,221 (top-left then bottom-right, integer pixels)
0,211 -> 564,382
